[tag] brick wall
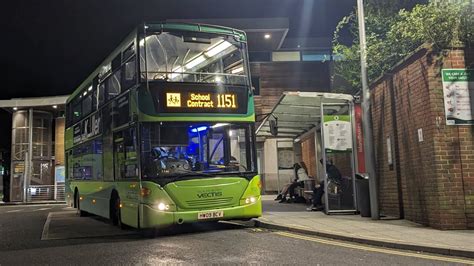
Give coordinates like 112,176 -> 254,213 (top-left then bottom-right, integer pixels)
371,46 -> 474,229
251,61 -> 330,121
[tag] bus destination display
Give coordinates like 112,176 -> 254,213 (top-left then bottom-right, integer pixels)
166,92 -> 237,109
154,85 -> 248,114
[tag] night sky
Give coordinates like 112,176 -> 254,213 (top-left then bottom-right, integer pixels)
1,0 -> 356,99
0,0 -> 356,149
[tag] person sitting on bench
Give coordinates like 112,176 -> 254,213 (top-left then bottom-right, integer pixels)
307,159 -> 342,211
275,162 -> 311,203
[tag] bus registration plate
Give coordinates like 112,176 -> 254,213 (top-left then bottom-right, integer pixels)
197,210 -> 224,220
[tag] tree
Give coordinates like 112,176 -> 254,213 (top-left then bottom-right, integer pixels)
332,0 -> 474,93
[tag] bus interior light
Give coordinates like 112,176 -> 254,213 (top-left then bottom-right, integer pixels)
212,123 -> 229,128
231,67 -> 244,74
191,126 -> 208,133
204,40 -> 232,57
185,55 -> 206,69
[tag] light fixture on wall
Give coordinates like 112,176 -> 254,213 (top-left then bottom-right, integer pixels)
264,34 -> 271,39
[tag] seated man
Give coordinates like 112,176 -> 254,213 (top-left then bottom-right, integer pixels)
307,159 -> 342,211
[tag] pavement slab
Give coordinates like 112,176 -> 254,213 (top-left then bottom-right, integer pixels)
257,195 -> 474,258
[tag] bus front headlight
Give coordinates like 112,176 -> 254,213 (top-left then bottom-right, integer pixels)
245,196 -> 257,204
157,202 -> 170,211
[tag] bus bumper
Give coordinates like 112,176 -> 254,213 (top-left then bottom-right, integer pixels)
140,197 -> 262,229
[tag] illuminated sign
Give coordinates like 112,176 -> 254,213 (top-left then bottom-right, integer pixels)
165,92 -> 238,109
153,84 -> 248,114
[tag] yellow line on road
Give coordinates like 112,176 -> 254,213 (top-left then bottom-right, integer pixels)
275,231 -> 474,265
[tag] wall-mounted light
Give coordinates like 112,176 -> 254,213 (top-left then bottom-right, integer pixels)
52,105 -> 58,109
13,107 -> 18,111
264,34 -> 271,39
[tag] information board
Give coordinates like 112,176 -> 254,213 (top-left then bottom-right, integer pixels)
442,69 -> 474,125
323,115 -> 352,152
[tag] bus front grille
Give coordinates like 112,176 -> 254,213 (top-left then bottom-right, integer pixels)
185,197 -> 234,208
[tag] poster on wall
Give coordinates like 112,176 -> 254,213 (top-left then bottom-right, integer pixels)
323,115 -> 353,153
55,166 -> 65,183
442,69 -> 474,125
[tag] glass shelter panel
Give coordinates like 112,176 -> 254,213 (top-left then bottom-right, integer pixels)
320,103 -> 356,213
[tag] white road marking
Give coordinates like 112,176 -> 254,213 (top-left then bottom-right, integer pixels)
41,212 -> 53,240
33,207 -> 52,211
6,209 -> 22,213
276,231 -> 474,265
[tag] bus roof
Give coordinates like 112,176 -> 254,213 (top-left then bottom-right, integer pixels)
66,22 -> 248,104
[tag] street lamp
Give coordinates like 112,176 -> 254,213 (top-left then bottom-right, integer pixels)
356,0 -> 379,219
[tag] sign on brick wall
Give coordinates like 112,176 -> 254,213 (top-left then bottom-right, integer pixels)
442,69 -> 474,125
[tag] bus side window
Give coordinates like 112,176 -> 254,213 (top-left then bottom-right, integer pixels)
114,128 -> 137,180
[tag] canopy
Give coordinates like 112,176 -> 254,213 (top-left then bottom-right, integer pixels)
256,91 -> 353,139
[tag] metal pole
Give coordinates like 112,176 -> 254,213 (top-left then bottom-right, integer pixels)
357,0 -> 379,219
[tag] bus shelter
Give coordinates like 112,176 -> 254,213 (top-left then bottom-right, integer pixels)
256,91 -> 358,214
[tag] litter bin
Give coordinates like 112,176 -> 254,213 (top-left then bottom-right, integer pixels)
355,173 -> 371,217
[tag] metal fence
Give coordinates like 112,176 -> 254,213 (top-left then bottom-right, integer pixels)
26,184 -> 65,202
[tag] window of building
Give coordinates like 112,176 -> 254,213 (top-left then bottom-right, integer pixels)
302,51 -> 331,61
272,51 -> 301,62
249,51 -> 271,62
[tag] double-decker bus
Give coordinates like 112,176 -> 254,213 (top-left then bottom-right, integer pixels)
65,22 -> 261,229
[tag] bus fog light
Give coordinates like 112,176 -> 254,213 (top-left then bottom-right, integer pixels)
157,202 -> 170,211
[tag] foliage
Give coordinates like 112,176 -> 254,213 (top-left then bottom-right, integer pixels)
332,0 -> 474,93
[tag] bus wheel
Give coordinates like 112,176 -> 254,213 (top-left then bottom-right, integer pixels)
111,196 -> 125,229
75,191 -> 88,217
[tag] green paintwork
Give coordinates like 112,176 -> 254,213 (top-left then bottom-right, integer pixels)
65,21 -> 257,229
147,22 -> 247,42
64,127 -> 73,150
68,175 -> 261,229
323,115 -> 350,123
139,175 -> 261,228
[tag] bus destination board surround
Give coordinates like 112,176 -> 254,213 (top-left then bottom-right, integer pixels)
152,84 -> 248,114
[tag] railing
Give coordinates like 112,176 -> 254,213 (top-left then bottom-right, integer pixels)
26,184 -> 65,202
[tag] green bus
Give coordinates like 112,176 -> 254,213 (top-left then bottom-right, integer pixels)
65,22 -> 261,229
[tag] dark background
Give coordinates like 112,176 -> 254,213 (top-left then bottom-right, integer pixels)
0,0 -> 356,99
0,0 -> 359,149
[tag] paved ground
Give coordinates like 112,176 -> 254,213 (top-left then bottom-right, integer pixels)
1,204 -> 473,264
259,195 -> 474,257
